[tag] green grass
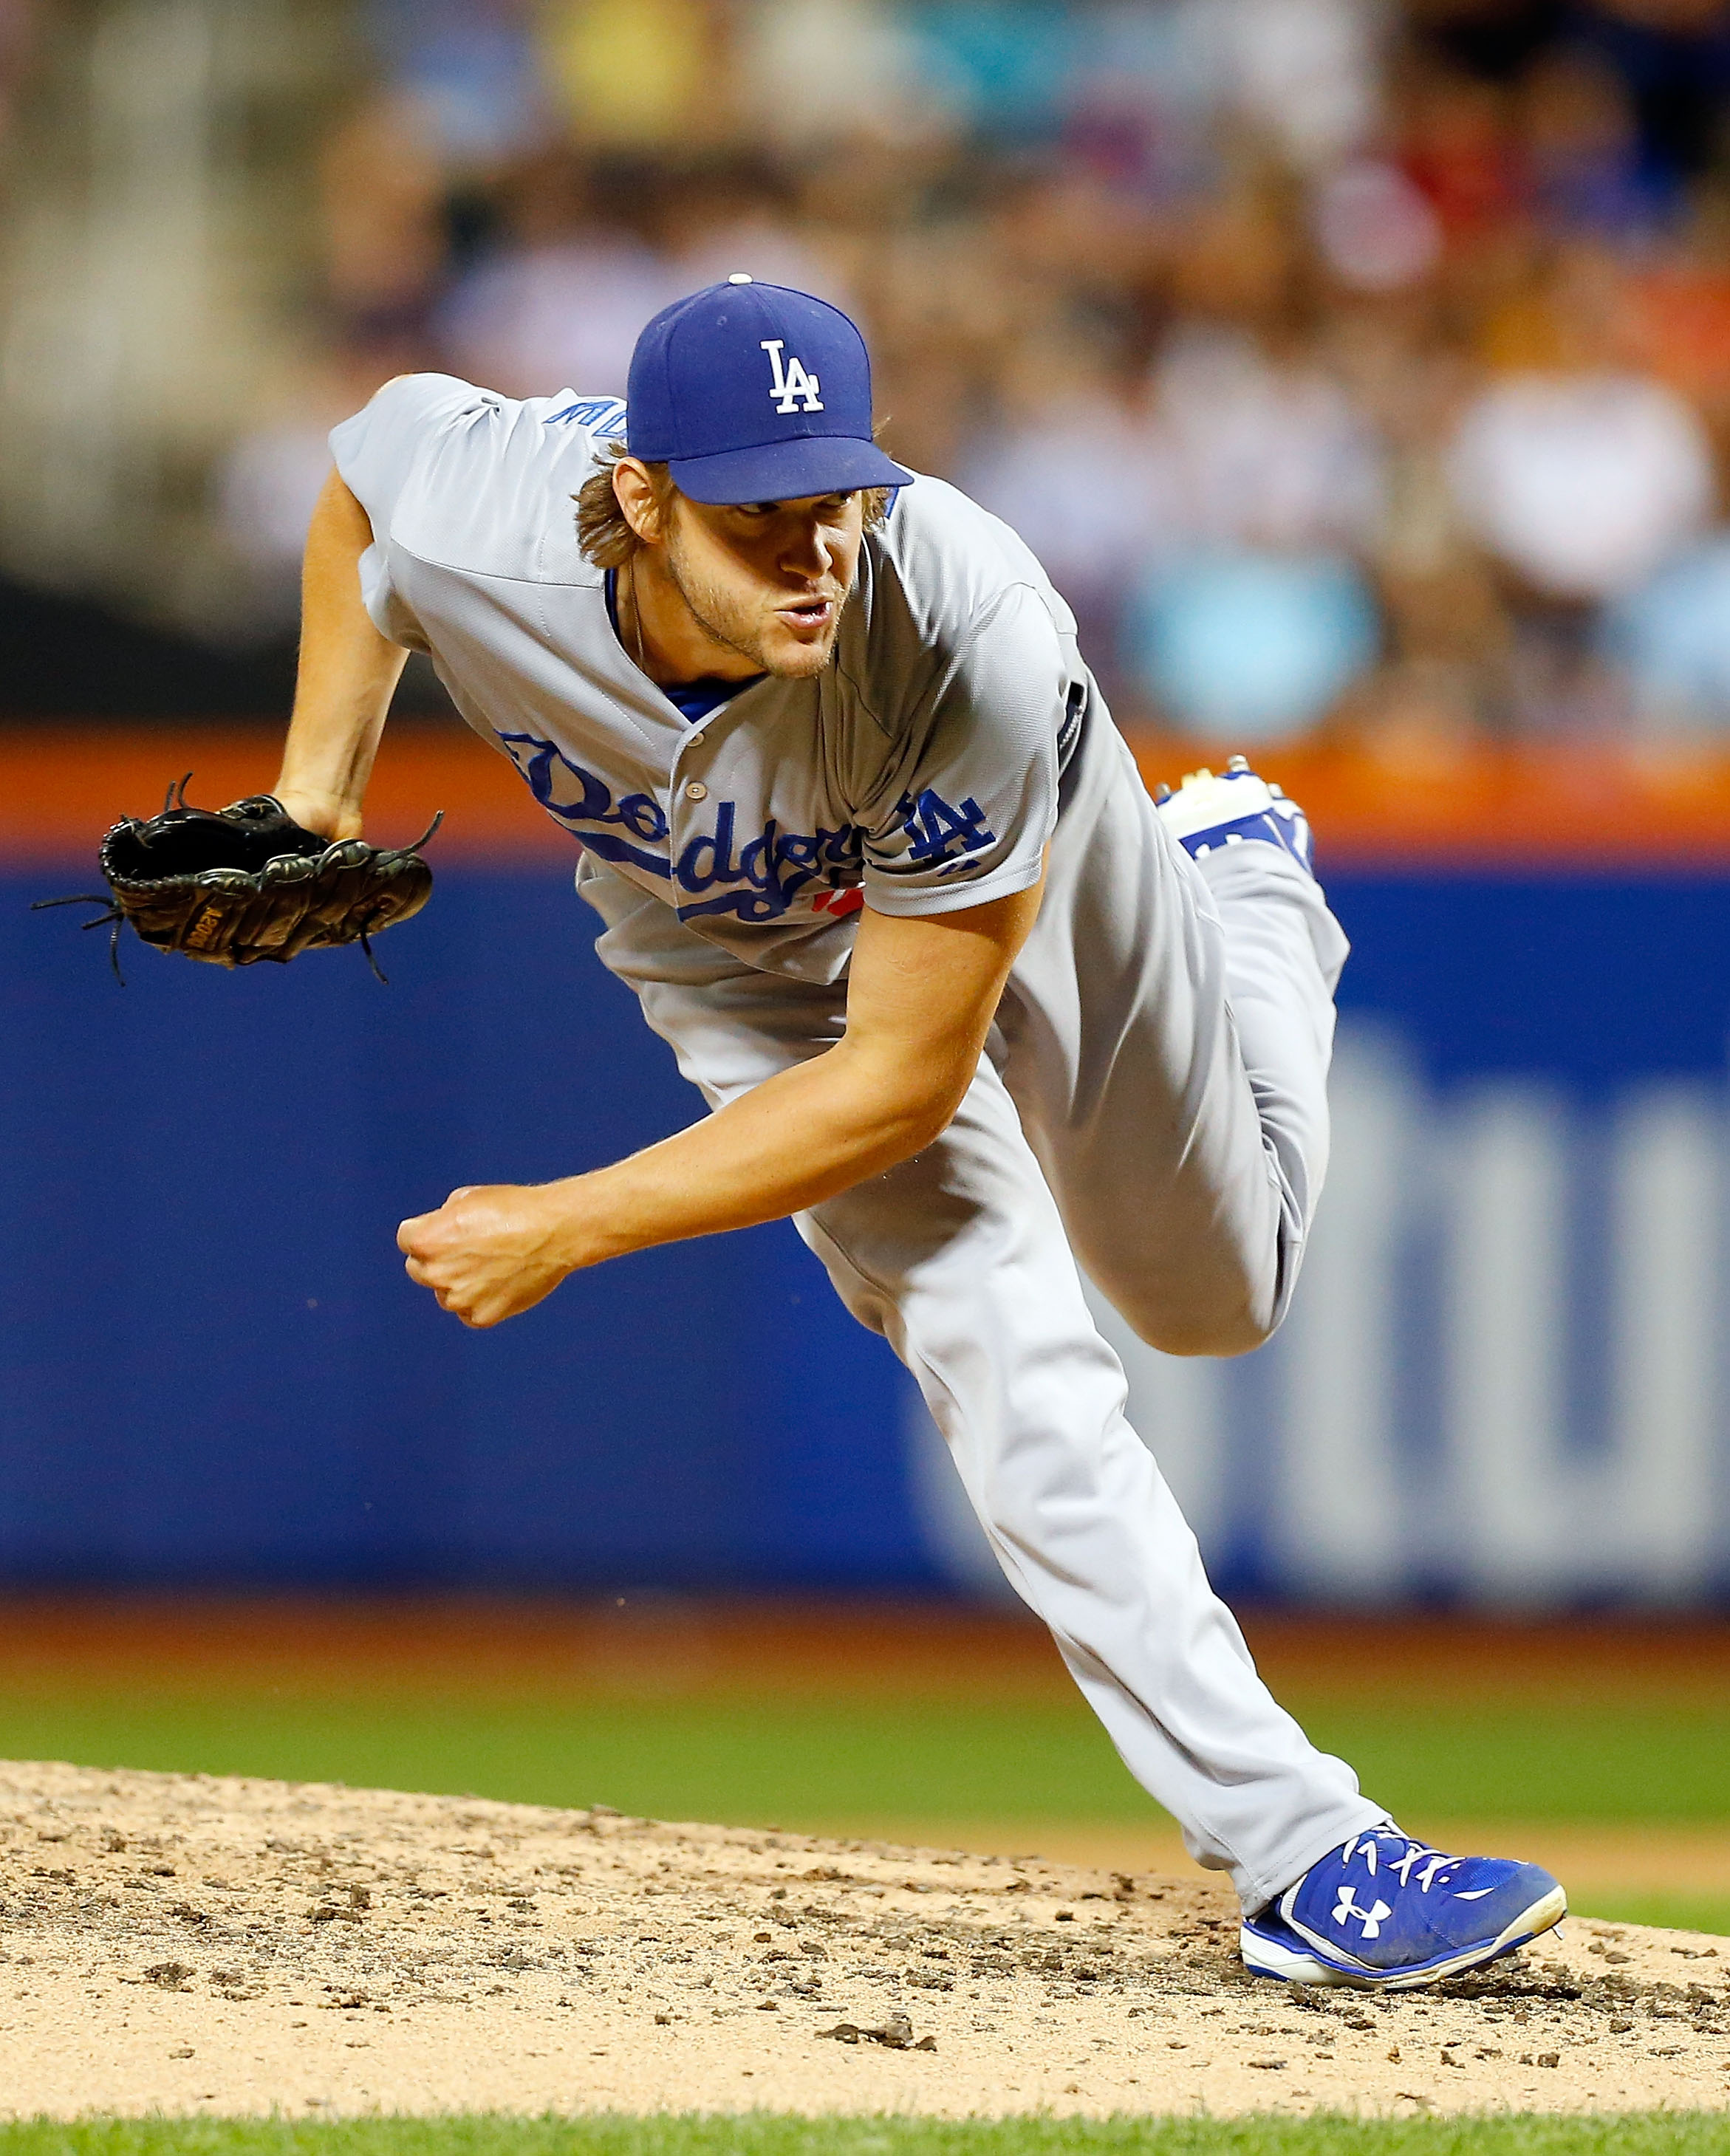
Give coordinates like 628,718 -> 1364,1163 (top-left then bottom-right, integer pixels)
1296,1704 -> 1730,1828
1564,1892 -> 1730,1937
3,1688 -> 1727,1933
0,1692 -> 1726,1831
0,1695 -> 1113,1826
3,1687 -> 1730,1937
1,2118 -> 1729,2155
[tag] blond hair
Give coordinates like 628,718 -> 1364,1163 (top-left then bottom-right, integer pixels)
575,439 -> 891,569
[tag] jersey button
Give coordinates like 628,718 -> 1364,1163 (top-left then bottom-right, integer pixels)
684,781 -> 708,801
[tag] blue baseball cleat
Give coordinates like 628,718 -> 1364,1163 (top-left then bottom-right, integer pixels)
1154,753 -> 1314,875
1240,1827 -> 1567,1990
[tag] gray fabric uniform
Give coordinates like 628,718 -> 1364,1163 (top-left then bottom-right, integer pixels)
332,374 -> 1387,1908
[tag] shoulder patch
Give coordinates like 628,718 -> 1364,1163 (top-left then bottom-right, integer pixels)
545,395 -> 628,436
895,787 -> 998,874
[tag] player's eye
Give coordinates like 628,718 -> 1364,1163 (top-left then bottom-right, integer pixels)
735,496 -> 853,519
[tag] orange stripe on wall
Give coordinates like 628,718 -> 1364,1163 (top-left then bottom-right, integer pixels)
1240,738 -> 1730,869
0,727 -> 571,866
6,725 -> 1730,867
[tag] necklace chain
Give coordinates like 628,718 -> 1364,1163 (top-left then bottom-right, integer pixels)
626,555 -> 650,677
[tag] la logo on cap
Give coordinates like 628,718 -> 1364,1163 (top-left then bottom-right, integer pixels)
761,339 -> 824,414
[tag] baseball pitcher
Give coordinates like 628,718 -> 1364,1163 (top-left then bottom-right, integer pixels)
272,278 -> 1565,1989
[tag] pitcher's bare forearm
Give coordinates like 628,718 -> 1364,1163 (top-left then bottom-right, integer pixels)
273,470 -> 408,841
398,876 -> 1046,1326
559,1013 -> 965,1253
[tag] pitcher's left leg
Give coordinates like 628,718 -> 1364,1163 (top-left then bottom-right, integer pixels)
999,716 -> 1319,1355
1157,757 -> 1347,1287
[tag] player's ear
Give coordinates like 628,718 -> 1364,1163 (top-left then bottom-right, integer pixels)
612,457 -> 670,547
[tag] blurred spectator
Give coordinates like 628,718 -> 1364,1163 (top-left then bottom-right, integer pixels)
1449,365 -> 1713,598
903,1 -> 1078,140
364,0 -> 547,166
1168,186 -> 1307,341
218,419 -> 334,633
1450,249 -> 1716,600
738,0 -> 946,151
961,335 -> 1183,672
1624,239 -> 1730,445
1573,0 -> 1730,196
1328,301 -> 1514,736
1313,159 -> 1445,291
1203,0 -> 1384,169
1155,326 -> 1387,553
1522,47 -> 1673,236
320,91 -> 451,352
1047,0 -> 1382,181
434,150 -> 671,396
216,352 -> 408,634
1110,303 -> 1388,734
1058,1 -> 1219,199
1124,547 -> 1381,739
536,0 -> 725,151
1396,59 -> 1527,244
1601,531 -> 1730,733
657,157 -> 855,307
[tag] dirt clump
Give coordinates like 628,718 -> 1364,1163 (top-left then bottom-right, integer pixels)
0,1759 -> 1726,2118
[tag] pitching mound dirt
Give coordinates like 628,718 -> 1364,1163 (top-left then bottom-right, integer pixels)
1,1760 -> 1726,2120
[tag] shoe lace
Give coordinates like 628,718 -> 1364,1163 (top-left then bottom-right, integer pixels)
1345,1832 -> 1463,1895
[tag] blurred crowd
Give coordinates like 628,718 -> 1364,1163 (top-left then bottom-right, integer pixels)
131,1 -> 1730,739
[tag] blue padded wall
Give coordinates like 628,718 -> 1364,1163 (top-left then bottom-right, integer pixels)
6,862 -> 1730,1595
1,866 -> 928,1589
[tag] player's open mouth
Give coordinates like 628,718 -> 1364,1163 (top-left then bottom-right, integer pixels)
776,598 -> 837,634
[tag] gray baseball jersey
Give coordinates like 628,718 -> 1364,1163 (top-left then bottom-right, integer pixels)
331,372 -> 1087,983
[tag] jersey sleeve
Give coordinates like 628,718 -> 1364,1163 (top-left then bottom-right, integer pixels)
859,583 -> 1064,917
327,372 -> 499,646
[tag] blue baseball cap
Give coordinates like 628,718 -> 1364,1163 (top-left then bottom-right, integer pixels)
626,276 -> 914,505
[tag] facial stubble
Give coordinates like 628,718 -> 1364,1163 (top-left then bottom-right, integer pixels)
662,517 -> 848,680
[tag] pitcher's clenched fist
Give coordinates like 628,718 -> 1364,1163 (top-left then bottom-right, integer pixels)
397,1183 -> 586,1328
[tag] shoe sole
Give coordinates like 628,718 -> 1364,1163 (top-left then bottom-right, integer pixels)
1240,1883 -> 1567,1991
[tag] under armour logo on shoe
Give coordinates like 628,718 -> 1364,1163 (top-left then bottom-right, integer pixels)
1333,1886 -> 1394,1937
762,340 -> 824,414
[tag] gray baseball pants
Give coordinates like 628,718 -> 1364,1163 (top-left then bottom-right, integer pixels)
578,704 -> 1387,1910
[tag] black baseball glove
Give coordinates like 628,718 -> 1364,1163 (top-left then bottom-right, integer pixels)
37,778 -> 440,981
